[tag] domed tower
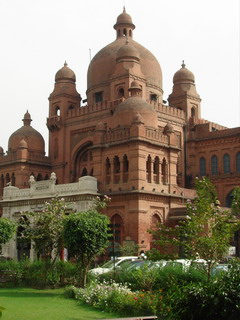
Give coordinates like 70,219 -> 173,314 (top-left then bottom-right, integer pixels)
8,111 -> 45,154
0,111 -> 51,191
47,62 -> 82,181
168,61 -> 201,121
48,62 -> 81,120
87,8 -> 163,106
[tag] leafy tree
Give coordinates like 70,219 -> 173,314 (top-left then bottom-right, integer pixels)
63,201 -> 110,287
149,177 -> 240,279
0,218 -> 16,254
19,197 -> 67,262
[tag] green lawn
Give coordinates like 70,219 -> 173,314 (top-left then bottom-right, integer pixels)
0,288 -> 118,320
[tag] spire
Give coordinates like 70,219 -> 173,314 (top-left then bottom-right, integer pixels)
64,61 -> 68,67
181,60 -> 186,68
123,6 -> 126,13
22,110 -> 32,126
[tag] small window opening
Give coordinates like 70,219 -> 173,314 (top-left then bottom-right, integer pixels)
150,94 -> 158,102
95,91 -> 103,103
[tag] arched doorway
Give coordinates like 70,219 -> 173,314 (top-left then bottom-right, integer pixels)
108,214 -> 124,258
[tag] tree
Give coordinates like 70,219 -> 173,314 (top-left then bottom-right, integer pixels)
19,197 -> 67,261
0,218 -> 16,254
149,177 -> 240,279
63,207 -> 110,287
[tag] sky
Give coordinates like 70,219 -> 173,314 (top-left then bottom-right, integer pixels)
0,0 -> 239,154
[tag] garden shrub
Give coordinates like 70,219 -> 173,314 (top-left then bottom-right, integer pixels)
161,260 -> 240,320
65,281 -> 161,317
0,259 -> 78,288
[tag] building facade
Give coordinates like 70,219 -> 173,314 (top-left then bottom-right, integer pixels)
0,9 -> 239,259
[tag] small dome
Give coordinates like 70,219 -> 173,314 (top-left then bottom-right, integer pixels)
113,96 -> 158,128
116,41 -> 140,61
173,61 -> 195,84
114,7 -> 135,27
164,123 -> 174,134
55,62 -> 76,82
8,112 -> 45,153
129,80 -> 141,90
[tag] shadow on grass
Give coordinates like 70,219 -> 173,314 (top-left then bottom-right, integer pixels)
0,288 -> 63,299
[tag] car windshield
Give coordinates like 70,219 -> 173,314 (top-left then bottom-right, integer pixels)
101,259 -> 121,269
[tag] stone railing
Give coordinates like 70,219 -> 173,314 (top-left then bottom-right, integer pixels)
2,173 -> 98,201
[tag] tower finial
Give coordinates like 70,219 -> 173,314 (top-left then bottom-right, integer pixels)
64,61 -> 68,67
123,6 -> 126,13
181,60 -> 186,68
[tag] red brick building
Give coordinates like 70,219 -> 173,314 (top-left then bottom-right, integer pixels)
0,9 -> 239,256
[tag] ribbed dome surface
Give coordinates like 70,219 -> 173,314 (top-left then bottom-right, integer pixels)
55,62 -> 76,82
113,96 -> 158,128
87,37 -> 162,91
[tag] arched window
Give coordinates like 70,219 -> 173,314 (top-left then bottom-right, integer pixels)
55,106 -> 60,116
106,158 -> 111,184
122,154 -> 129,183
5,173 -> 10,185
44,174 -> 49,180
150,214 -> 161,249
199,157 -> 206,176
73,143 -> 94,181
211,155 -> 218,175
146,155 -> 152,183
123,28 -> 127,36
162,158 -> 168,184
81,168 -> 88,177
113,156 -> 120,183
223,153 -> 230,174
236,152 -> 240,172
129,30 -> 132,37
191,107 -> 196,117
11,173 -> 15,186
36,173 -> 43,181
108,214 -> 124,257
225,190 -> 234,208
118,29 -> 120,37
17,224 -> 31,261
118,88 -> 125,98
153,157 -> 160,184
0,174 -> 5,195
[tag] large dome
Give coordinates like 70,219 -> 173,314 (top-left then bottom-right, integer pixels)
113,96 -> 158,128
87,10 -> 162,96
8,111 -> 45,153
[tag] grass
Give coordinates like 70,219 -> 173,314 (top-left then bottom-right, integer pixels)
0,288 -> 118,320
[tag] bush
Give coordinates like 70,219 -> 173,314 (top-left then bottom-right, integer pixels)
0,259 -> 78,288
65,281 -> 160,317
161,260 -> 240,320
97,263 -> 207,292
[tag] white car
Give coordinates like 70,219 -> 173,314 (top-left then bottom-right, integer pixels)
90,256 -> 139,275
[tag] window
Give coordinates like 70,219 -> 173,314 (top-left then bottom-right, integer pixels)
153,157 -> 160,184
150,94 -> 158,102
123,28 -> 127,36
55,106 -> 60,116
95,91 -> 103,103
161,158 -> 168,184
146,155 -> 152,183
113,156 -> 120,183
199,157 -> 206,176
122,155 -> 129,183
236,152 -> 240,172
118,88 -> 124,98
191,107 -> 196,117
106,158 -> 111,184
211,155 -> 218,175
223,153 -> 230,174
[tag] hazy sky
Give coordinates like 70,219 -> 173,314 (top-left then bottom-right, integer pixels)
0,0 -> 239,154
